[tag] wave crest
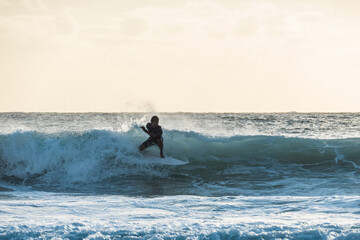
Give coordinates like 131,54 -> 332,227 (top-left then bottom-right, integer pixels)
0,129 -> 359,185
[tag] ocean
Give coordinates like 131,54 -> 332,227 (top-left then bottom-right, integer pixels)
0,112 -> 360,239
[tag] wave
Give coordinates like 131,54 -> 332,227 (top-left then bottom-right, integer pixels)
2,224 -> 359,240
0,128 -> 359,185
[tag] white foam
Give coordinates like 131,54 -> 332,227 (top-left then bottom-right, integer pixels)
1,192 -> 360,239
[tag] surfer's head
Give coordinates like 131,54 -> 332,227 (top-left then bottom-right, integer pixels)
151,116 -> 159,126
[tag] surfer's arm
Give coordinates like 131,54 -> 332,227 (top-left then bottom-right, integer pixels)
141,126 -> 150,135
140,126 -> 157,138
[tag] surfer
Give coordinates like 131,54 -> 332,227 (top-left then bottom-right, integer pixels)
139,116 -> 165,158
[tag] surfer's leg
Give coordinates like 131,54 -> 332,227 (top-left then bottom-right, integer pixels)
157,138 -> 165,158
139,138 -> 154,151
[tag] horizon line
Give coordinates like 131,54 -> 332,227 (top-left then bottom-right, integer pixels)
0,111 -> 359,114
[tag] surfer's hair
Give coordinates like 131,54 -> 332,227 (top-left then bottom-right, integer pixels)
151,116 -> 159,123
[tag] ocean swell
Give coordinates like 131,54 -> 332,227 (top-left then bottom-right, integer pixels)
0,129 -> 359,185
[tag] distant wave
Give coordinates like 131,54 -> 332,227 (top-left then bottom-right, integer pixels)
0,129 -> 359,185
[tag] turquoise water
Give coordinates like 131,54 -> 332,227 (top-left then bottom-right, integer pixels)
1,113 -> 360,239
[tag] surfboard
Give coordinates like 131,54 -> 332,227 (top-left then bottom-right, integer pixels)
145,156 -> 188,166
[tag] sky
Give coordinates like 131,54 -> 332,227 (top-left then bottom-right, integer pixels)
1,0 -> 360,112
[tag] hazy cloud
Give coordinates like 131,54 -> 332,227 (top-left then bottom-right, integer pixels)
53,12 -> 78,36
120,17 -> 147,36
1,0 -> 360,112
0,0 -> 47,16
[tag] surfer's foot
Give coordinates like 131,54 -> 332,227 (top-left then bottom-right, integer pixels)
160,154 -> 165,158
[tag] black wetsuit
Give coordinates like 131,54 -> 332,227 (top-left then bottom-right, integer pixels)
141,123 -> 163,149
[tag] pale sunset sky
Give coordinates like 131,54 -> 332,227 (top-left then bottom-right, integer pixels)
1,0 -> 360,112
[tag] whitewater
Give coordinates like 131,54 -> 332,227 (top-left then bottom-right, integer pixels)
1,112 -> 360,239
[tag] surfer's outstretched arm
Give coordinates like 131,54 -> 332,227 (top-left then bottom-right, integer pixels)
141,126 -> 149,135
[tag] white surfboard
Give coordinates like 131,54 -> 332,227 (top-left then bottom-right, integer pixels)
145,156 -> 188,166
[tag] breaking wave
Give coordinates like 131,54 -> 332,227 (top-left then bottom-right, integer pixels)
0,128 -> 359,185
